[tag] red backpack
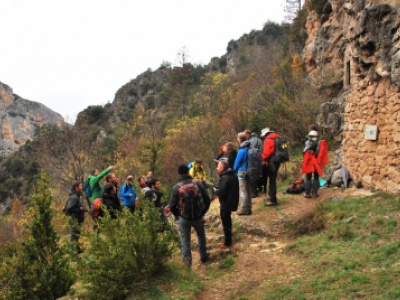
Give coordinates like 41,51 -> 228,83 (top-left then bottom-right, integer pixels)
286,178 -> 305,194
89,198 -> 103,218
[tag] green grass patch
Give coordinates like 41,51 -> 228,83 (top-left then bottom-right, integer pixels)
262,193 -> 400,299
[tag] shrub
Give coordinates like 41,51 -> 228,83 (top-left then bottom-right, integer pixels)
77,200 -> 176,300
0,171 -> 74,300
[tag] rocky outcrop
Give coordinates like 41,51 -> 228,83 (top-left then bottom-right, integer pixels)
303,0 -> 400,192
0,82 -> 64,157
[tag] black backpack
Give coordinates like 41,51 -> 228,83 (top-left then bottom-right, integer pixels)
270,138 -> 289,163
178,181 -> 205,220
62,198 -> 71,216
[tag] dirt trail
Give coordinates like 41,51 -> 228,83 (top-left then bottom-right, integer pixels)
189,186 -> 372,300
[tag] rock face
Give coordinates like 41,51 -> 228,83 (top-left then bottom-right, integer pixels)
0,82 -> 64,157
303,0 -> 400,192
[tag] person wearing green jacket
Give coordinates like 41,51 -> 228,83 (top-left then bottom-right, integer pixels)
88,166 -> 114,202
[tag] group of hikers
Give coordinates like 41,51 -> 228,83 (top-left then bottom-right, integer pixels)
64,125 -> 328,267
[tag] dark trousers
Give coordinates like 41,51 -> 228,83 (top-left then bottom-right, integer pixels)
69,218 -> 82,252
305,171 -> 320,195
265,162 -> 280,202
220,209 -> 232,246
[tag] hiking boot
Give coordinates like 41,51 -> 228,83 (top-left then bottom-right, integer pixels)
219,244 -> 234,251
183,256 -> 192,268
237,210 -> 251,216
265,200 -> 277,206
312,192 -> 319,198
200,252 -> 210,263
304,194 -> 312,199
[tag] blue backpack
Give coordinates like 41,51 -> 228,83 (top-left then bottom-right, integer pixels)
83,177 -> 92,197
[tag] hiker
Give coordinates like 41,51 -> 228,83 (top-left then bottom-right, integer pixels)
301,130 -> 329,198
88,166 -> 114,202
101,183 -> 122,219
234,132 -> 251,215
245,129 -> 263,198
145,178 -> 167,224
138,175 -> 150,193
225,142 -> 238,169
66,181 -> 86,253
120,175 -> 138,213
145,171 -> 154,185
169,164 -> 211,268
215,160 -> 239,250
189,158 -> 216,200
261,127 -> 281,206
106,173 -> 120,199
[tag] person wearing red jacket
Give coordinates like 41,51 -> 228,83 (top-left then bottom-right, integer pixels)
301,130 -> 328,198
260,127 -> 281,206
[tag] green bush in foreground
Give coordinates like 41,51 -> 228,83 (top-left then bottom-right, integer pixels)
77,200 -> 176,300
0,171 -> 74,300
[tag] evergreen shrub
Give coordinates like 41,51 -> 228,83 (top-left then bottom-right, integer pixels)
78,200 -> 176,300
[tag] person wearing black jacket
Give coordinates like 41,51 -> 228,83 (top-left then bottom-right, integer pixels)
169,164 -> 211,268
101,183 -> 122,219
66,181 -> 86,253
215,160 -> 239,250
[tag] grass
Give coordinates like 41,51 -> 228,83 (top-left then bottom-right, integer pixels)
263,193 -> 400,299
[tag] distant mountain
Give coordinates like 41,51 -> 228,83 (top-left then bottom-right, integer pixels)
0,81 -> 64,157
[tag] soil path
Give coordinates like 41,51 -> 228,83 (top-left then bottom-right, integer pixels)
190,186 -> 372,299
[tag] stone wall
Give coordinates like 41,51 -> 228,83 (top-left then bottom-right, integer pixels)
303,0 -> 400,192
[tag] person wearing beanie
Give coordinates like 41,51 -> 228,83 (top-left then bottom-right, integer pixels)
169,164 -> 211,268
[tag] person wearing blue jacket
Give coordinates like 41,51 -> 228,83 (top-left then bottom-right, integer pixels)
120,175 -> 138,213
233,132 -> 251,215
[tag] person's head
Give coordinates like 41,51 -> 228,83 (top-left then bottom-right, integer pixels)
126,175 -> 134,184
260,127 -> 274,139
71,180 -> 82,192
244,129 -> 251,140
106,173 -> 118,184
146,171 -> 154,179
146,178 -> 156,188
225,142 -> 234,152
217,160 -> 229,175
103,183 -> 116,195
309,124 -> 318,132
237,132 -> 247,144
308,130 -> 319,142
178,164 -> 189,176
91,168 -> 99,176
154,179 -> 161,190
138,175 -> 146,186
195,158 -> 202,168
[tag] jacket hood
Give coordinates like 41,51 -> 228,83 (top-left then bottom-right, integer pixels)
240,140 -> 250,148
220,168 -> 236,177
266,133 -> 280,140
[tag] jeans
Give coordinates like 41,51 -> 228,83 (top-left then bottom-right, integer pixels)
238,178 -> 251,213
220,210 -> 232,246
178,216 -> 208,266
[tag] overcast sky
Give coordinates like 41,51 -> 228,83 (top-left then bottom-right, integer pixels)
1,0 -> 286,123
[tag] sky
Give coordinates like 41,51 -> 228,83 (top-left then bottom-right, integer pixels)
1,0 -> 286,123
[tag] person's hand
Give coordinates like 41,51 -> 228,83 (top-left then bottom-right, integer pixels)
109,165 -> 115,170
129,194 -> 133,197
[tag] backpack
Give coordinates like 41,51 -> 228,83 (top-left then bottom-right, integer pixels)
83,177 -> 92,198
62,198 -> 71,216
89,198 -> 103,218
178,181 -> 205,220
247,147 -> 262,177
270,138 -> 290,163
286,178 -> 305,194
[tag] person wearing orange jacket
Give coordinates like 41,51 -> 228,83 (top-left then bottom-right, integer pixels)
301,130 -> 328,198
261,127 -> 281,206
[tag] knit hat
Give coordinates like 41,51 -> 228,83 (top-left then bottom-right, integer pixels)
308,130 -> 318,137
260,127 -> 274,138
178,164 -> 189,175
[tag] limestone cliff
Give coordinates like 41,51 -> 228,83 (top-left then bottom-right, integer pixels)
0,82 -> 64,156
303,0 -> 400,192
